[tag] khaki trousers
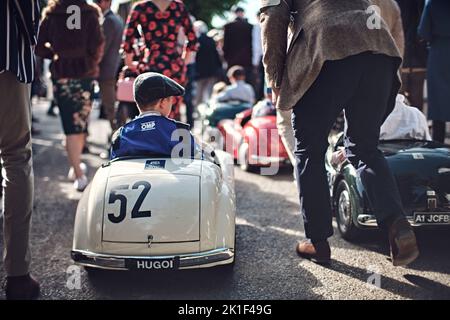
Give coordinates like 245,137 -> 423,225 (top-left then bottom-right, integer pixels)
99,79 -> 117,131
195,77 -> 217,107
0,71 -> 34,277
276,109 -> 296,166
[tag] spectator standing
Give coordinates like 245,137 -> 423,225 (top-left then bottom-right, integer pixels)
253,11 -> 265,101
395,0 -> 428,111
261,0 -> 419,266
278,0 -> 405,183
178,14 -> 197,127
0,0 -> 40,300
122,0 -> 197,121
36,0 -> 105,192
95,0 -> 124,132
372,0 -> 405,56
223,6 -> 254,87
418,0 -> 450,143
194,21 -> 223,107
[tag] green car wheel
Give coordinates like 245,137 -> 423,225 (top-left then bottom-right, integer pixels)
335,180 -> 362,241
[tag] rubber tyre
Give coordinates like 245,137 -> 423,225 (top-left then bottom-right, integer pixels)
334,180 -> 362,241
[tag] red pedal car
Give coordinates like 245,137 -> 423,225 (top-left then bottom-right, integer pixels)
217,100 -> 290,172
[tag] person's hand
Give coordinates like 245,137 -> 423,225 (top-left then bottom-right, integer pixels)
124,53 -> 138,72
272,87 -> 280,105
331,148 -> 347,166
127,61 -> 139,73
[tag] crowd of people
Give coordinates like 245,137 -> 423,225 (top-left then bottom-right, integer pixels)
0,0 -> 449,300
0,0 -> 266,299
29,1 -> 266,192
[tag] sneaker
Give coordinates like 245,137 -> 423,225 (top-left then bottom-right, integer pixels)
68,163 -> 87,181
47,108 -> 58,117
74,175 -> 88,192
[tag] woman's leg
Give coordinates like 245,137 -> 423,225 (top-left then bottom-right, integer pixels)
55,78 -> 93,181
65,134 -> 85,179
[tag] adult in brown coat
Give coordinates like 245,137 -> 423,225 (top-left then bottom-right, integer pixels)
372,0 -> 405,56
261,0 -> 418,266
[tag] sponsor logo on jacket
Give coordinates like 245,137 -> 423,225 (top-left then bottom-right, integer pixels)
141,121 -> 156,131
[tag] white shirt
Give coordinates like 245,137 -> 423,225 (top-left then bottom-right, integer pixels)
138,111 -> 162,118
252,23 -> 263,67
216,80 -> 255,104
380,95 -> 432,141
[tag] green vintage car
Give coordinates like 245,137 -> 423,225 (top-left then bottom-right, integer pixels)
200,101 -> 253,128
327,135 -> 450,240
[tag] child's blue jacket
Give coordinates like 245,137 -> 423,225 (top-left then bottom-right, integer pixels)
110,113 -> 196,160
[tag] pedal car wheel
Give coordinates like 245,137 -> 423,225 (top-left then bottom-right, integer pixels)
238,143 -> 256,172
335,180 -> 362,241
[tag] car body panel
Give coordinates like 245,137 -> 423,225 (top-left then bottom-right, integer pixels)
102,174 -> 201,243
72,151 -> 236,269
218,109 -> 289,167
327,137 -> 450,229
203,102 -> 252,128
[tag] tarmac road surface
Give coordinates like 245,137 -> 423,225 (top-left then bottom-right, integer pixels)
0,100 -> 449,300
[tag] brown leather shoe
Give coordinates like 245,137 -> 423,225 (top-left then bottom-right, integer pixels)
296,239 -> 331,265
5,274 -> 40,300
388,217 -> 419,267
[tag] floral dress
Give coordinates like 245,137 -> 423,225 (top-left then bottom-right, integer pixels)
54,78 -> 94,135
122,0 -> 197,119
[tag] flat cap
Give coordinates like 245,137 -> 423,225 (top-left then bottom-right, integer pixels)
134,72 -> 185,106
232,5 -> 244,13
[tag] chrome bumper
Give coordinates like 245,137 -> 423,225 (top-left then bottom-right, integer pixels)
250,155 -> 288,164
357,214 -> 450,228
71,248 -> 234,271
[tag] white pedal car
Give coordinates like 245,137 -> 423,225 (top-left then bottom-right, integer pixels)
71,150 -> 236,271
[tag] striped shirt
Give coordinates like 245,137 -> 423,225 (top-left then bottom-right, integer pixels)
0,0 -> 40,84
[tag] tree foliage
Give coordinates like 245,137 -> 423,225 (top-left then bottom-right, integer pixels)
183,0 -> 243,25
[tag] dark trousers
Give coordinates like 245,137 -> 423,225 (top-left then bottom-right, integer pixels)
292,52 -> 404,242
184,64 -> 196,127
401,70 -> 426,111
256,61 -> 266,101
433,120 -> 447,143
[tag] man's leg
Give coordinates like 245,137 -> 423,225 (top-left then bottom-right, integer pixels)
292,58 -> 361,243
245,66 -> 256,92
0,71 -> 34,277
184,64 -> 196,127
99,79 -> 117,132
408,71 -> 426,111
345,54 -> 419,266
0,163 -> 3,198
345,54 -> 405,227
276,109 -> 296,168
432,120 -> 446,143
194,78 -> 206,107
401,70 -> 426,111
204,77 -> 218,104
